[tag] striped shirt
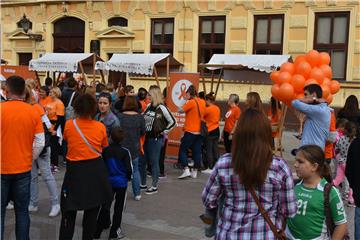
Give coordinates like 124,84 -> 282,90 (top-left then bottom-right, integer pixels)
202,154 -> 297,240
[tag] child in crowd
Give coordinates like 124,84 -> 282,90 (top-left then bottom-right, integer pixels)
94,127 -> 132,239
333,121 -> 357,207
331,118 -> 347,178
287,145 -> 347,239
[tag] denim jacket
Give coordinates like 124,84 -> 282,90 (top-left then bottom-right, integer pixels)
95,110 -> 120,142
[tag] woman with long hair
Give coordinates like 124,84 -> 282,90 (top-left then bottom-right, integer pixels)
222,93 -> 241,153
59,94 -> 112,240
202,109 -> 297,239
246,91 -> 265,113
117,96 -> 145,200
337,95 -> 360,130
178,85 -> 206,179
142,85 -> 175,194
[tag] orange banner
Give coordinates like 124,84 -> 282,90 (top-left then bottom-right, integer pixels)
1,65 -> 36,80
166,72 -> 200,157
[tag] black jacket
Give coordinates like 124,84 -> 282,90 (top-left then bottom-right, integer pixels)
61,87 -> 78,108
345,137 -> 360,207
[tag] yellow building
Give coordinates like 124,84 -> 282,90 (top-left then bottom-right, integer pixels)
1,0 -> 359,106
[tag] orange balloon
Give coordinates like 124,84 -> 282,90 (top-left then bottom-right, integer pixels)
280,62 -> 295,75
294,55 -> 306,66
290,74 -> 306,93
295,61 -> 312,78
278,71 -> 292,84
330,80 -> 340,94
322,77 -> 331,87
270,71 -> 281,84
279,83 -> 295,101
319,64 -> 332,79
306,50 -> 320,67
296,93 -> 305,99
326,94 -> 333,104
318,52 -> 331,66
321,84 -> 330,99
309,67 -> 325,84
305,78 -> 318,86
271,84 -> 281,99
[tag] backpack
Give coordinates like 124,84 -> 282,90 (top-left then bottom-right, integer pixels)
152,105 -> 169,136
65,92 -> 76,120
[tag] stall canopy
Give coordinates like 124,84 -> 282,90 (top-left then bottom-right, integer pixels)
29,53 -> 103,73
96,53 -> 182,75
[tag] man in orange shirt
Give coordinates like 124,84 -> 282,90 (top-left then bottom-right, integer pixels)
1,76 -> 44,240
178,85 -> 206,179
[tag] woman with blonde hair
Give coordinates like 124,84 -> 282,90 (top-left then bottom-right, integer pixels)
141,85 -> 175,194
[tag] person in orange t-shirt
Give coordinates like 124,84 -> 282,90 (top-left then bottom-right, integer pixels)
44,87 -> 65,172
222,94 -> 241,153
1,76 -> 44,240
203,92 -> 221,171
267,97 -> 282,150
325,110 -> 337,176
39,85 -> 51,108
60,93 -> 112,240
178,85 -> 206,179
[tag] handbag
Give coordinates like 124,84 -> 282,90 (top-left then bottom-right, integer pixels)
194,99 -> 208,137
73,119 -> 101,156
249,188 -> 287,240
324,183 -> 350,240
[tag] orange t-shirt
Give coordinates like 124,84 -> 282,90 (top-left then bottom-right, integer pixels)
325,111 -> 336,159
45,98 -> 65,121
140,100 -> 148,113
39,96 -> 51,108
204,104 -> 221,132
224,106 -> 241,133
33,103 -> 45,117
64,118 -> 109,161
182,98 -> 206,133
1,101 -> 44,174
267,109 -> 282,138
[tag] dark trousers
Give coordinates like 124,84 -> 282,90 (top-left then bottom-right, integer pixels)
59,206 -> 100,240
96,187 -> 127,234
50,135 -> 60,167
205,131 -> 220,169
159,138 -> 168,175
179,132 -> 203,169
1,171 -> 31,240
223,131 -> 232,153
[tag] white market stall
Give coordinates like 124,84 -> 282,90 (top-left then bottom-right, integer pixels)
95,53 -> 183,89
29,53 -> 104,85
199,54 -> 292,157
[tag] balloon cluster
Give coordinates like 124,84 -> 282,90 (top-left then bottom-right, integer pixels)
270,50 -> 340,106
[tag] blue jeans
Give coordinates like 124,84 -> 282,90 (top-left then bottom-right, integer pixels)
131,157 -> 140,197
30,147 -> 59,207
141,138 -> 163,188
1,171 -> 31,240
355,207 -> 360,240
179,132 -> 203,169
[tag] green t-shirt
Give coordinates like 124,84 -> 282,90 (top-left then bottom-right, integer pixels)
287,178 -> 347,239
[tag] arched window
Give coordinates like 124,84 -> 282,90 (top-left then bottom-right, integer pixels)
53,17 -> 85,53
108,17 -> 128,27
54,17 -> 85,34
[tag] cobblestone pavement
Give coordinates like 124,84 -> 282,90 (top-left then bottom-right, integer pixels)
3,131 -> 355,239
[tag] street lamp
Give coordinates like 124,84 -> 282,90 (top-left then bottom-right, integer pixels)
17,14 -> 43,41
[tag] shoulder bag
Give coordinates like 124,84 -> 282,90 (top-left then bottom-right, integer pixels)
73,119 -> 101,157
194,99 -> 208,137
324,183 -> 350,240
250,188 -> 287,240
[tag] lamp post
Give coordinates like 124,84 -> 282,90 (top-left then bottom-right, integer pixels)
17,14 -> 43,41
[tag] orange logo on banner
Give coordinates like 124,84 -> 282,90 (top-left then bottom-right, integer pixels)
166,72 -> 200,157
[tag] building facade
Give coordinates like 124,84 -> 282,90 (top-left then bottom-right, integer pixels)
1,0 -> 359,106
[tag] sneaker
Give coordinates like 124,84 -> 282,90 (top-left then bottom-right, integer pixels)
191,169 -> 198,179
159,173 -> 167,179
202,168 -> 213,174
6,202 -> 14,210
28,205 -> 38,212
48,204 -> 60,217
134,195 -> 142,201
140,185 -> 147,190
145,187 -> 158,195
109,228 -> 125,239
178,168 -> 191,179
188,160 -> 194,167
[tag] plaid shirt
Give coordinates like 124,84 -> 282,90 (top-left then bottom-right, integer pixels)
202,154 -> 297,240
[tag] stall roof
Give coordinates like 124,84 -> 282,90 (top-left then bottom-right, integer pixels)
29,53 -> 103,72
203,54 -> 291,73
95,53 -> 182,75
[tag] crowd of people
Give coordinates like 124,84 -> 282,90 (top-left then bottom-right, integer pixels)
1,74 -> 360,240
